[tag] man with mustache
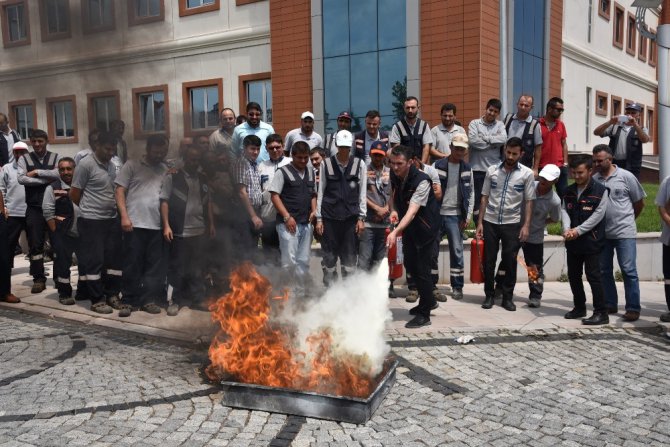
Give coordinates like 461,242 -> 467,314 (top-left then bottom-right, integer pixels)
389,96 -> 434,164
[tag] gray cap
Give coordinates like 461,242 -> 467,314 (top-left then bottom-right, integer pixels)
625,102 -> 642,112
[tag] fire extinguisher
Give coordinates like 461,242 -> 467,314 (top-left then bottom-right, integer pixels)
470,237 -> 485,284
386,226 -> 403,296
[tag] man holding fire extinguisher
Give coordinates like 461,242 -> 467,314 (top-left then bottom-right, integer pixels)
475,137 -> 535,311
387,145 -> 441,328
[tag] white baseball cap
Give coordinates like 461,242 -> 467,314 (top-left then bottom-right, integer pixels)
539,164 -> 561,181
12,141 -> 29,152
301,111 -> 315,120
335,130 -> 353,147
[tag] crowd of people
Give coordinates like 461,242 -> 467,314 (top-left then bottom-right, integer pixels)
0,95 -> 669,330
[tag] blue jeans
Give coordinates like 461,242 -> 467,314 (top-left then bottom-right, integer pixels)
600,238 -> 641,312
358,227 -> 387,272
277,222 -> 313,279
441,215 -> 465,290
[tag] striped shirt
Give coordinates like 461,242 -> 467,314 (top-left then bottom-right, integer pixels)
481,162 -> 535,225
234,155 -> 263,208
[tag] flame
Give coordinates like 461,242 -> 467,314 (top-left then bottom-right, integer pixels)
206,263 -> 377,398
517,255 -> 540,283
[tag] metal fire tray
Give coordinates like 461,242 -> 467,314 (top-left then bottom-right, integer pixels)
219,360 -> 398,424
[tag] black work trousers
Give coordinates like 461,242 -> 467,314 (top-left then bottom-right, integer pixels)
168,235 -> 206,308
25,206 -> 47,281
321,217 -> 358,286
77,217 -> 122,304
403,231 -> 437,318
6,216 -> 26,269
51,231 -> 80,297
122,228 -> 167,308
0,214 -> 10,297
483,221 -> 521,300
567,249 -> 606,313
522,242 -> 544,299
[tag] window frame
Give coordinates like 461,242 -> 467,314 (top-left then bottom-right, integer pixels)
238,72 -> 272,123
1,0 -> 31,48
87,90 -> 121,132
81,0 -> 115,34
8,99 -> 37,141
638,27 -> 648,62
178,0 -> 219,17
127,0 -> 164,26
649,28 -> 657,67
595,91 -> 608,116
132,84 -> 169,139
646,106 -> 654,142
45,95 -> 78,144
611,95 -> 622,117
182,78 -> 224,137
236,0 -> 265,5
598,0 -> 610,20
626,12 -> 636,56
38,0 -> 70,42
612,2 -> 624,49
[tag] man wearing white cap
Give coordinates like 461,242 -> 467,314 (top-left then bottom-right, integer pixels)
315,130 -> 367,286
0,141 -> 29,303
593,102 -> 649,179
284,112 -> 323,156
522,164 -> 562,308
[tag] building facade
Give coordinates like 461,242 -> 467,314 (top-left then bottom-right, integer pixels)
0,0 -> 658,159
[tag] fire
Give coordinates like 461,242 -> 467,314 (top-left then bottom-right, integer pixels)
517,255 -> 540,283
206,263 -> 377,398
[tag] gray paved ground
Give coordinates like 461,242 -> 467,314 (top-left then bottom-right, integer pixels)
1,309 -> 669,446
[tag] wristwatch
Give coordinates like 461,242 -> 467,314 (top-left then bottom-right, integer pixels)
283,215 -> 291,223
358,216 -> 365,222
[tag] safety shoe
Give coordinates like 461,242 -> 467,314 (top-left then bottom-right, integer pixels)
405,315 -> 431,328
564,308 -> 587,319
622,311 -> 640,322
501,299 -> 516,312
167,303 -> 180,317
31,280 -> 46,294
433,290 -> 448,302
118,305 -> 132,318
2,293 -> 20,304
139,303 -> 162,314
481,296 -> 494,309
582,312 -> 609,325
405,290 -> 419,303
107,295 -> 124,310
409,303 -> 438,315
451,289 -> 464,300
528,297 -> 541,308
660,312 -> 670,322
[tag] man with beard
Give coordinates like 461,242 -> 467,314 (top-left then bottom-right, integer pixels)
270,141 -> 316,295
324,111 -> 352,156
386,145 -> 441,328
161,146 -> 214,315
70,131 -> 122,314
115,134 -> 170,316
42,158 -> 81,305
430,103 -> 465,163
231,102 -> 275,162
476,137 -> 535,312
284,112 -> 323,155
259,134 -> 291,263
354,110 -> 389,163
562,154 -> 610,325
17,129 -> 61,293
389,96 -> 434,164
592,145 -> 646,321
209,108 -> 236,154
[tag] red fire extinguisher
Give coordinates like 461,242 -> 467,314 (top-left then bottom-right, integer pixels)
386,226 -> 403,297
470,238 -> 485,284
386,227 -> 403,280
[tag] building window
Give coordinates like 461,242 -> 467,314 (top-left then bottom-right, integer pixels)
595,91 -> 608,116
512,0 -> 547,111
182,79 -> 223,136
82,0 -> 114,33
322,0 -> 406,133
178,0 -> 219,17
239,73 -> 272,124
611,95 -> 622,116
46,95 -> 78,144
132,85 -> 169,138
599,0 -> 610,20
585,87 -> 591,144
87,91 -> 120,132
649,29 -> 657,67
128,0 -> 163,25
8,99 -> 36,140
647,106 -> 654,141
613,3 -> 624,49
38,0 -> 70,41
1,1 -> 30,48
626,12 -> 636,56
639,28 -> 648,62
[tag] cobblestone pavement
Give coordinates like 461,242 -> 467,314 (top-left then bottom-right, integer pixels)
1,309 -> 669,447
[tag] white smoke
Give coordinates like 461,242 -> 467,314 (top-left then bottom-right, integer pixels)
276,263 -> 392,377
